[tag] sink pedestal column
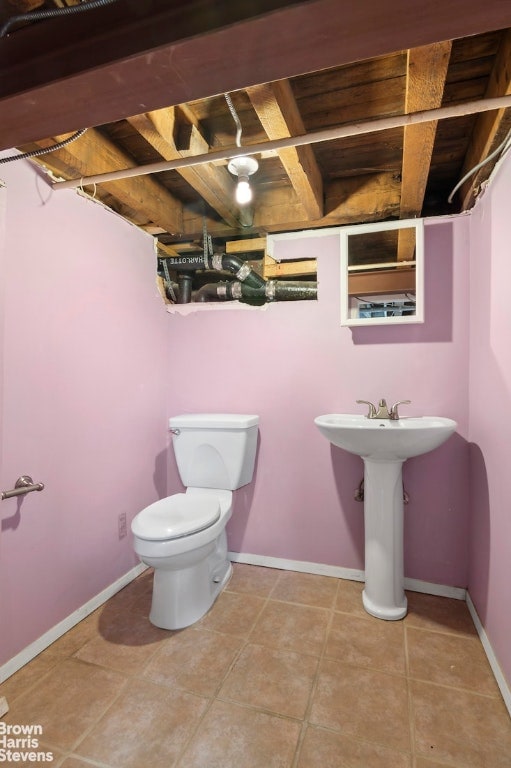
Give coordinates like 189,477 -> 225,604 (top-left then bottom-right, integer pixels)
362,458 -> 407,620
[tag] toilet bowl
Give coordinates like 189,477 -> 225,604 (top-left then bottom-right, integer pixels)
132,488 -> 233,629
131,414 -> 258,630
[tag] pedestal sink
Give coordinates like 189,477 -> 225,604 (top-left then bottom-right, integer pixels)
314,413 -> 457,620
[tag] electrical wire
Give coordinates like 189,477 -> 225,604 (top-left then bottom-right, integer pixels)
0,128 -> 87,164
0,0 -> 120,163
0,0 -> 120,38
447,127 -> 511,204
224,92 -> 242,147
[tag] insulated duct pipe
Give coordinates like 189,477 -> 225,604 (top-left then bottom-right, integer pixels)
162,252 -> 266,290
193,280 -> 317,304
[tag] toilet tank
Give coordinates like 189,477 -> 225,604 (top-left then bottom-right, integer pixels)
169,414 -> 259,490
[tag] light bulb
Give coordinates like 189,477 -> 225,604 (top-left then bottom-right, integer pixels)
228,156 -> 258,205
236,178 -> 252,204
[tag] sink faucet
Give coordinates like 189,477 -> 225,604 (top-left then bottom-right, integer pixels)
356,398 -> 411,420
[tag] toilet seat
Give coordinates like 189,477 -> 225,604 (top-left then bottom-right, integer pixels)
132,493 -> 221,541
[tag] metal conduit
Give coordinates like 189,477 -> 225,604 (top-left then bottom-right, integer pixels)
53,93 -> 511,191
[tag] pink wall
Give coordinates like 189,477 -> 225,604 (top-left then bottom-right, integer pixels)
0,160 -> 169,666
165,218 -> 471,587
6,153 -> 508,688
468,152 -> 511,686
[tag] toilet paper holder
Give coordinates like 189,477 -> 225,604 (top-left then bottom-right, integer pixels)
1,475 -> 45,500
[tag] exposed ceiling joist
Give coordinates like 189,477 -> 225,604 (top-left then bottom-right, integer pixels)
246,79 -> 324,220
49,93 -> 511,193
127,107 -> 245,230
27,128 -> 184,235
3,0 -> 511,151
398,41 -> 451,262
400,41 -> 452,218
4,7 -> 511,273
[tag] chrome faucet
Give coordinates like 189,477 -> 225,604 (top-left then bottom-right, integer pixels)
356,398 -> 411,420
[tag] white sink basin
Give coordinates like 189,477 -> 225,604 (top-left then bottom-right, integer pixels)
315,411 -> 457,621
314,414 -> 457,461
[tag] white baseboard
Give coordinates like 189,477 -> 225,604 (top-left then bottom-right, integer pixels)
466,592 -> 511,718
229,551 -> 365,582
228,551 -> 466,600
0,563 -> 147,684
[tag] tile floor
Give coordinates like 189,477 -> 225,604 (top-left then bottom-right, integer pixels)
1,564 -> 511,768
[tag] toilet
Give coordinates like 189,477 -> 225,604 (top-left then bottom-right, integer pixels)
131,413 -> 259,630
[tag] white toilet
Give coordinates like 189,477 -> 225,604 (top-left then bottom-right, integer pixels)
131,413 -> 259,630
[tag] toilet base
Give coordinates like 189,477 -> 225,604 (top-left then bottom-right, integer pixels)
148,531 -> 232,630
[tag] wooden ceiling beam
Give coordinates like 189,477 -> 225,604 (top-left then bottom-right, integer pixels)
325,172 -> 401,225
127,107 -> 244,229
23,128 -> 184,235
6,0 -> 45,10
400,41 -> 451,219
458,28 -> 511,210
2,0 -> 511,152
247,80 -> 323,220
176,172 -> 401,239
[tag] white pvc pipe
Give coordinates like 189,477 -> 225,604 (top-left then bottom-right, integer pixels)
52,93 -> 511,191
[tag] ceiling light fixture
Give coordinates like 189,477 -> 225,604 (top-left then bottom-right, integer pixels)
227,155 -> 259,205
224,92 -> 259,205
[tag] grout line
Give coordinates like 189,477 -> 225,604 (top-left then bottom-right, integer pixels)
404,625 -> 417,760
172,576 -> 277,767
290,579 -> 340,768
56,753 -> 113,768
7,564 -> 508,768
0,563 -> 148,684
66,665 -> 131,756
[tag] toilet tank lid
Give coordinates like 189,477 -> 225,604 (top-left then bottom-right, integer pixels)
169,413 -> 259,430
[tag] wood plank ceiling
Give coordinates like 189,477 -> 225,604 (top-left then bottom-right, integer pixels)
1,0 -> 511,296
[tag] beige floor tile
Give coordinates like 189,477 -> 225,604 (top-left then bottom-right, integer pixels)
407,626 -> 500,695
2,658 -> 126,751
2,565 -> 506,768
334,579 -> 367,618
75,677 -> 207,768
325,611 -> 406,675
73,610 -> 168,674
143,627 -> 243,696
250,600 -> 330,656
126,570 -> 154,615
310,658 -> 411,753
226,563 -> 281,597
72,633 -> 157,676
0,654 -> 58,704
219,642 -> 318,719
405,593 -> 476,637
105,570 -> 153,614
177,699 -> 300,768
271,570 -> 339,609
197,591 -> 266,637
296,725 -> 412,768
0,744 -> 64,768
41,611 -> 103,663
412,679 -> 511,767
